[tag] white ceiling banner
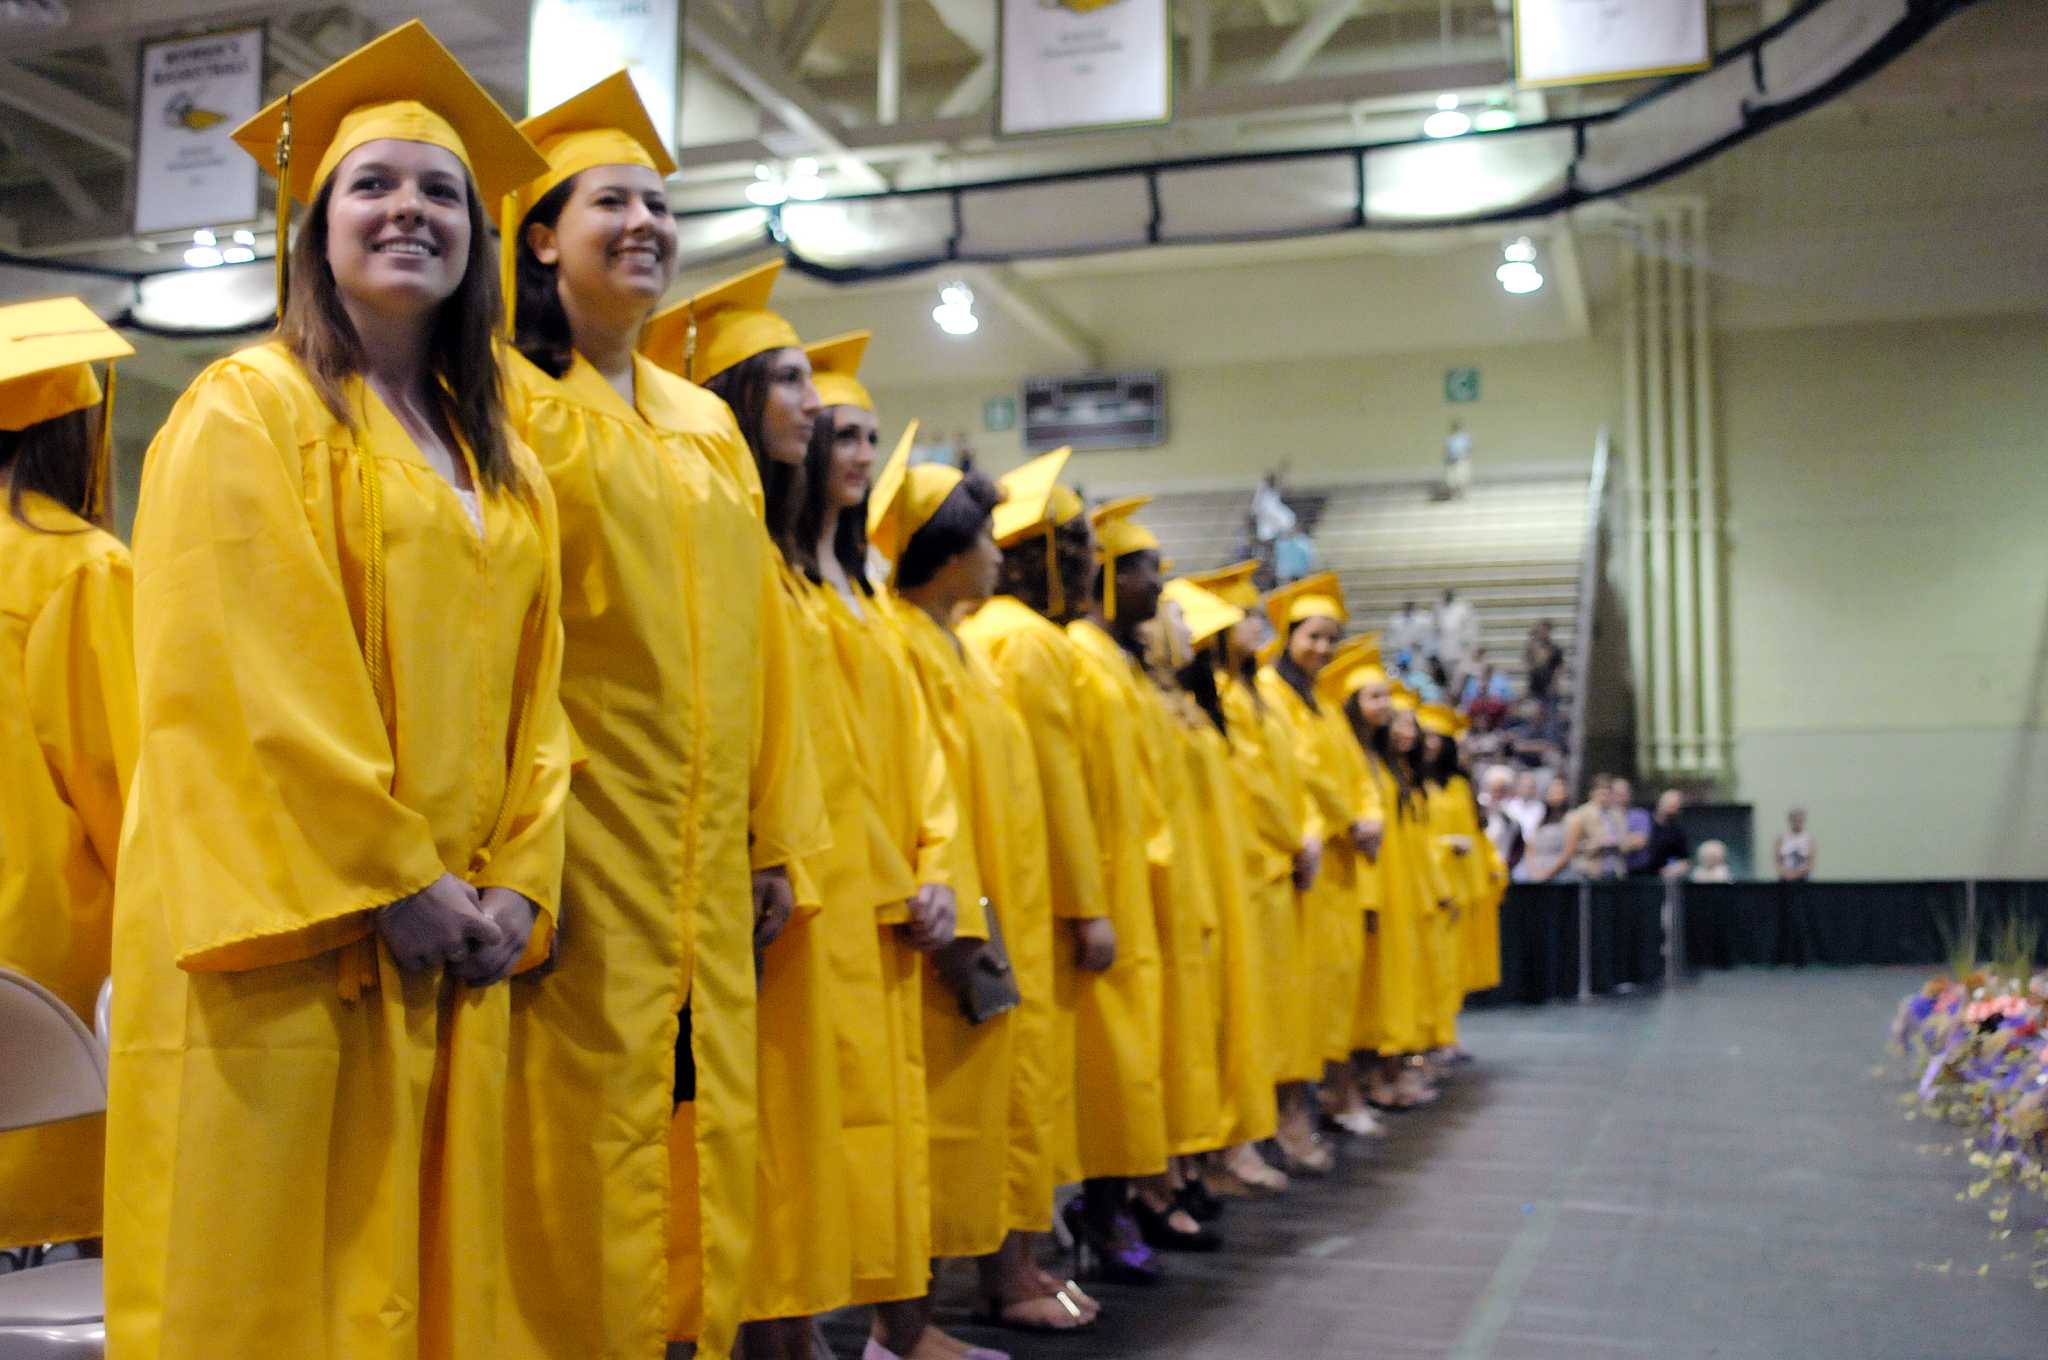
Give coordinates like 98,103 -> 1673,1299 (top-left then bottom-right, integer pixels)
528,0 -> 681,155
132,27 -> 263,238
998,0 -> 1172,138
1514,0 -> 1712,88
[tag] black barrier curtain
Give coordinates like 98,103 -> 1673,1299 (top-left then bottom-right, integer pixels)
1468,880 -> 2002,1009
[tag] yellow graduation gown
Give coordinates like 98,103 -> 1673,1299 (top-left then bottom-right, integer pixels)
1351,755 -> 1435,1056
106,344 -> 571,1360
889,599 -> 1058,1254
816,580 -> 955,1306
1135,685 -> 1223,1159
742,560 -> 857,1324
1257,666 -> 1371,1067
1422,782 -> 1472,1047
1189,722 -> 1277,1147
1056,618 -> 1169,1178
1454,776 -> 1507,994
501,354 -> 826,1359
0,498 -> 134,1249
957,596 -> 1100,1186
1218,674 -> 1316,1086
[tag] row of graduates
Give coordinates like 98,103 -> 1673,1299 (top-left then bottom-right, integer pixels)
0,20 -> 1502,1360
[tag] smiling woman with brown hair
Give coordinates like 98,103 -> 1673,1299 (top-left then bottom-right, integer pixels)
104,23 -> 573,1360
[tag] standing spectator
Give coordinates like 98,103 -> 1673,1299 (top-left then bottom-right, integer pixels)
1524,618 -> 1563,705
1435,588 -> 1478,680
1775,808 -> 1816,881
1443,420 -> 1473,498
1640,790 -> 1691,879
1692,840 -> 1734,883
1502,770 -> 1546,843
1477,765 -> 1520,864
1567,774 -> 1626,881
1614,777 -> 1652,873
1387,600 -> 1429,668
1514,775 -> 1578,883
1251,469 -> 1297,545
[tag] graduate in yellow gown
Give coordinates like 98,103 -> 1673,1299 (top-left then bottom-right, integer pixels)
1087,503 -> 1228,1255
1159,578 -> 1281,1192
788,331 -> 963,1358
1180,562 -> 1307,1194
495,76 -> 826,1360
1254,573 -> 1381,1172
957,453 -> 1120,1314
871,449 -> 1089,1335
1451,715 -> 1508,999
1319,652 -> 1442,1110
960,464 -> 1167,1288
1418,707 -> 1502,1047
1056,499 -> 1178,1277
642,264 -> 851,1360
105,25 -> 572,1359
0,298 -> 134,1252
1379,689 -> 1458,1103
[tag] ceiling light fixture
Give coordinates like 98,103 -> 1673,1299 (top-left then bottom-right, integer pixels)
745,164 -> 788,207
1496,236 -> 1544,294
1473,108 -> 1517,132
786,157 -> 827,201
932,281 -> 978,336
1422,93 -> 1471,139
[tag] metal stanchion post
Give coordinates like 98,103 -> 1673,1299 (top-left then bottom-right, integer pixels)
1577,880 -> 1594,1003
1663,877 -> 1684,990
1964,878 -> 1979,957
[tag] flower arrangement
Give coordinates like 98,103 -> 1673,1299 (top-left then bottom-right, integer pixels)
1890,918 -> 2048,1286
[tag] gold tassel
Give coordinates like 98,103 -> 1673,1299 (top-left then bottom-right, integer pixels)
273,93 -> 293,317
1042,523 -> 1063,620
499,193 -> 520,338
684,310 -> 699,383
87,360 -> 116,526
1103,548 -> 1118,622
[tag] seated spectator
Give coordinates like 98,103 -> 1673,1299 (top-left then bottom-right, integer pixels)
1774,808 -> 1815,881
1692,840 -> 1734,883
1477,765 -> 1519,863
1513,775 -> 1578,883
1457,651 -> 1514,714
1272,527 -> 1317,584
1639,789 -> 1691,879
1462,704 -> 1508,765
1567,774 -> 1626,881
1614,777 -> 1651,871
1501,698 -> 1563,770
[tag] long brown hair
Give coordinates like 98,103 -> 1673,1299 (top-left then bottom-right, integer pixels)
0,408 -> 95,532
277,168 -> 521,492
796,406 -> 873,592
707,350 -> 805,565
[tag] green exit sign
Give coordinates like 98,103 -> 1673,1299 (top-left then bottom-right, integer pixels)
983,395 -> 1017,432
1444,367 -> 1481,403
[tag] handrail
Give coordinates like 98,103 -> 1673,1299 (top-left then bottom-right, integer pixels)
1565,428 -> 1610,796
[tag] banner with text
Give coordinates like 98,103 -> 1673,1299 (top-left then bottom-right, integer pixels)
1513,0 -> 1711,88
133,27 -> 263,237
999,0 -> 1171,138
528,0 -> 681,156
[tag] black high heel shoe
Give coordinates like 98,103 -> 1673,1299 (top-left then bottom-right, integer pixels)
1176,1178 -> 1225,1224
1131,1196 -> 1223,1253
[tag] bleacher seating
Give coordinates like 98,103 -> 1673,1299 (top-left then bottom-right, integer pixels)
1134,471 -> 1591,689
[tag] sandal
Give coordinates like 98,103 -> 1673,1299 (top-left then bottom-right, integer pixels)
971,1290 -> 1092,1334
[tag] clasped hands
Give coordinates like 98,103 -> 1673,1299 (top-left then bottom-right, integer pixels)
376,872 -> 536,985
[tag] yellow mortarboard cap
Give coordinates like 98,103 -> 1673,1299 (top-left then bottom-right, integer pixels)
1315,633 -> 1389,705
991,448 -> 1073,547
1161,578 -> 1244,650
1417,702 -> 1459,737
867,421 -> 967,571
0,297 -> 133,523
1262,570 -> 1347,635
0,298 -> 131,431
641,260 -> 799,385
1048,483 -> 1085,527
1090,495 -> 1160,622
1452,710 -> 1472,737
503,71 -> 677,330
1184,559 -> 1261,611
233,20 -> 545,208
806,330 -> 874,412
1390,683 -> 1420,713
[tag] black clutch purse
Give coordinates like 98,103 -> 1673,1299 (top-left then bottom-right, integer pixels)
935,896 -> 1021,1025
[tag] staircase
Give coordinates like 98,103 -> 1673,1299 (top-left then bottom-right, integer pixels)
1141,472 -> 1592,689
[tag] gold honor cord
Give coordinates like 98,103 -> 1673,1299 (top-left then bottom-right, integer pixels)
499,193 -> 520,336
89,361 -> 116,525
273,94 -> 293,316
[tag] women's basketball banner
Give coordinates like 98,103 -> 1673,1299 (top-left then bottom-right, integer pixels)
1513,0 -> 1711,88
132,27 -> 263,236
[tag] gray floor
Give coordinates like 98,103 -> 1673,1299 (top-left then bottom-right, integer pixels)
874,968 -> 2046,1360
